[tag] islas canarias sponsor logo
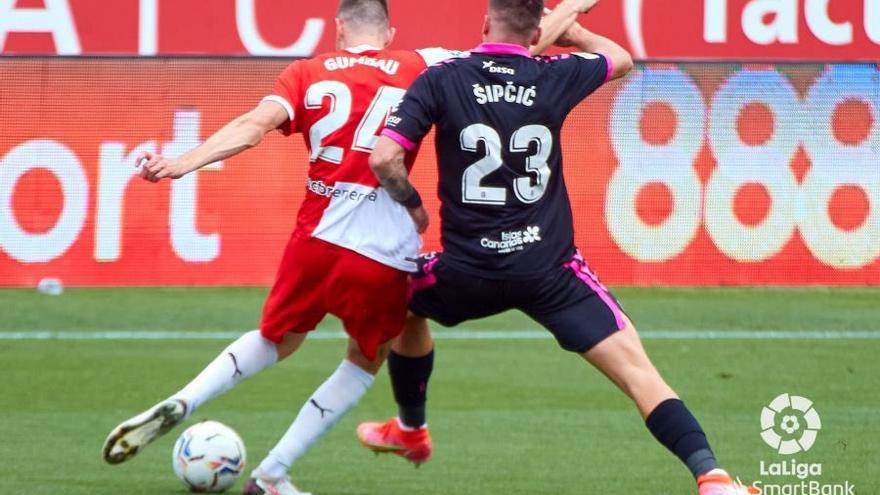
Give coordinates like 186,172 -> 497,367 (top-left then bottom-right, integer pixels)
622,0 -> 880,58
480,226 -> 543,254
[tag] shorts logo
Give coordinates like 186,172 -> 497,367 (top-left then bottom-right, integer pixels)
480,226 -> 542,254
760,393 -> 822,455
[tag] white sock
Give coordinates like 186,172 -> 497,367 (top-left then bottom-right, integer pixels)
257,360 -> 375,479
173,330 -> 278,417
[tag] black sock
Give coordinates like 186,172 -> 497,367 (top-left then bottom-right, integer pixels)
645,399 -> 720,478
387,349 -> 434,428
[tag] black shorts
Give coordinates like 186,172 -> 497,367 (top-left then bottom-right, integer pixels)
408,251 -> 627,353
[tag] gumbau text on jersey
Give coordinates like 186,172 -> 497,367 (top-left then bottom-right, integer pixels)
323,56 -> 401,76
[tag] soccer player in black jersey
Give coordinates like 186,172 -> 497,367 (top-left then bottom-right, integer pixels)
358,1 -> 757,493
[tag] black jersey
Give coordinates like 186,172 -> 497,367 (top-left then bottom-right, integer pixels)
383,42 -> 610,279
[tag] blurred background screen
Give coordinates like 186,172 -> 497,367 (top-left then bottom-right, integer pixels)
1,59 -> 877,286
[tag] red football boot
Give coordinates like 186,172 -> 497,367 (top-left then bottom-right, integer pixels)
356,417 -> 432,466
698,470 -> 760,495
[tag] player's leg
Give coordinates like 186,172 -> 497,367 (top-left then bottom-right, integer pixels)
583,320 -> 756,494
102,235 -> 326,465
382,254 -> 439,429
581,320 -> 717,473
102,330 -> 306,465
530,253 -> 756,494
581,318 -> 677,416
247,244 -> 408,492
388,313 -> 434,428
356,314 -> 435,465
245,339 -> 391,495
260,338 -> 390,472
177,330 -> 305,412
358,253 -> 508,465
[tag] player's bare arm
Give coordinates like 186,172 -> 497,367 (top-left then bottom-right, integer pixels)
136,100 -> 289,182
531,0 -> 600,54
558,20 -> 634,80
369,136 -> 429,233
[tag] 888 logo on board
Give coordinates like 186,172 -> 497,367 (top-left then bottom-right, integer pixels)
607,64 -> 879,269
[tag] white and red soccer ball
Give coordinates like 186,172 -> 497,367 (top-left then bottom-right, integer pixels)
172,421 -> 247,493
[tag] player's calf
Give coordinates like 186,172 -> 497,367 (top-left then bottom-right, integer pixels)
582,322 -> 757,491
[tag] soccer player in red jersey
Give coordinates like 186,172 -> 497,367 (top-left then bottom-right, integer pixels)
359,1 -> 758,494
100,1 -> 586,493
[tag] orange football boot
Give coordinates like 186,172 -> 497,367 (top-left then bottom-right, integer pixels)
356,417 -> 432,466
698,470 -> 760,495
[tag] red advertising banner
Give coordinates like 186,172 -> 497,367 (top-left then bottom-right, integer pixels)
0,0 -> 878,61
1,58 -> 877,286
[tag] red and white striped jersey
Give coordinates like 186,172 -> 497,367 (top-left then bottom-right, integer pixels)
263,45 -> 460,271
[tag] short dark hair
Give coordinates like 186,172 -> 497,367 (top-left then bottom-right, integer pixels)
489,0 -> 544,37
337,0 -> 389,29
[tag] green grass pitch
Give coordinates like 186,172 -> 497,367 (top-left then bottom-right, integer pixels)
1,287 -> 878,494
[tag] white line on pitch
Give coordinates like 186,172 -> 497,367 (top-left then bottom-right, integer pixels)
0,329 -> 879,341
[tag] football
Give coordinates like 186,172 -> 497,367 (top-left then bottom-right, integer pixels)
172,421 -> 247,493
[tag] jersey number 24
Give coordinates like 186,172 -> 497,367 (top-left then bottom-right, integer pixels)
305,81 -> 406,163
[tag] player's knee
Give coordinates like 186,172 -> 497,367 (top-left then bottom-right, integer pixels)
615,352 -> 670,401
614,323 -> 651,362
393,314 -> 434,356
405,312 -> 430,332
583,325 -> 666,391
622,363 -> 665,396
275,331 -> 306,360
345,340 -> 389,375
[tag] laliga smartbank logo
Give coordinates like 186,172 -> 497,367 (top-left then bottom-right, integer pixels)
754,394 -> 856,495
760,393 -> 821,455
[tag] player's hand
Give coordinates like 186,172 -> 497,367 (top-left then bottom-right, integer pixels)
407,205 -> 430,234
556,21 -> 587,47
135,152 -> 190,183
573,0 -> 600,13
